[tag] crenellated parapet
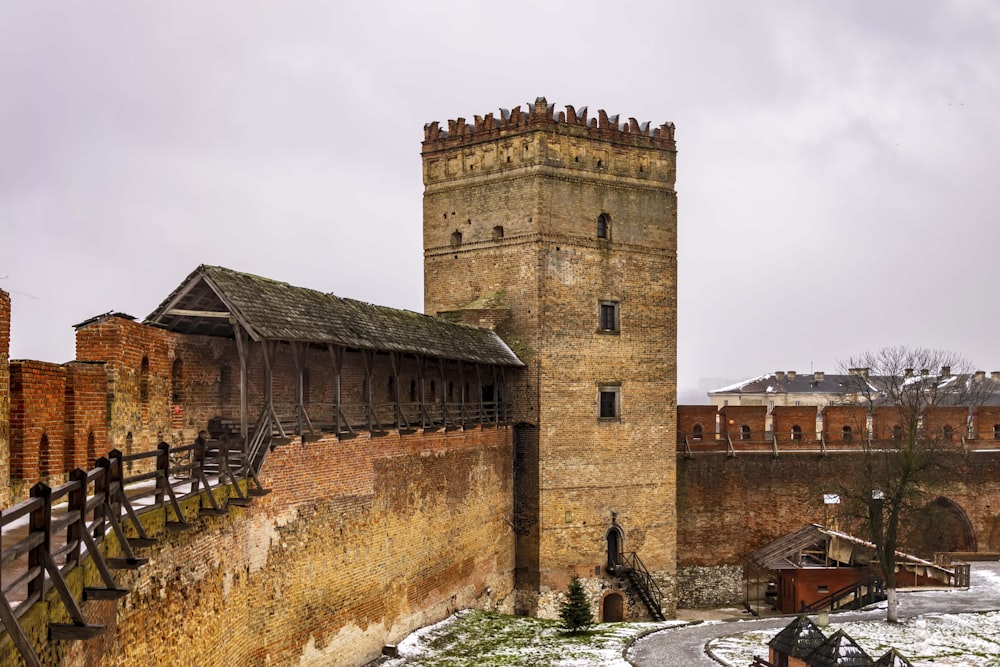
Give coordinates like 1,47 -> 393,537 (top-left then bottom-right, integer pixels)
422,97 -> 675,152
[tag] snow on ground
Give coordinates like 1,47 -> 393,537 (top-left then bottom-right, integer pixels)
378,610 -> 683,667
710,563 -> 1000,667
710,611 -> 1000,666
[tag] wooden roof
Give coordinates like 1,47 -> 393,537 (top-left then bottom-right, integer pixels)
805,630 -> 873,667
145,265 -> 523,367
746,524 -> 956,580
768,615 -> 826,658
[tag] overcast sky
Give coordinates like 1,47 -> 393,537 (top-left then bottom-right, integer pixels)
2,1 -> 998,403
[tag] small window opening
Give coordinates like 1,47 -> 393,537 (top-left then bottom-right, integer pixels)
302,367 -> 311,404
740,424 -> 751,441
430,380 -> 437,400
596,159 -> 603,169
791,425 -> 802,441
409,379 -> 417,403
448,381 -> 454,402
994,424 -> 1000,440
597,213 -> 611,240
892,425 -> 903,440
492,225 -> 504,240
943,425 -> 954,441
842,425 -> 853,442
450,231 -> 462,247
599,386 -> 620,419
598,301 -> 620,331
692,423 -> 703,442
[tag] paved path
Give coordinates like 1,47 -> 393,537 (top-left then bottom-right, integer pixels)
628,562 -> 1000,667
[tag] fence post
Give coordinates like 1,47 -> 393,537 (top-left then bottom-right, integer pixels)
94,456 -> 112,541
66,468 -> 88,570
156,442 -> 171,507
28,483 -> 53,602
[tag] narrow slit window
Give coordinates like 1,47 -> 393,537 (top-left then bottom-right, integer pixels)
597,213 -> 611,240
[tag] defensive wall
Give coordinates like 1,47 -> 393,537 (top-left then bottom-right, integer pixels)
675,404 -> 1000,607
0,289 -> 515,666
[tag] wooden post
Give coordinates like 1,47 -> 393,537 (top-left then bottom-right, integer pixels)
28,483 -> 52,603
66,468 -> 88,570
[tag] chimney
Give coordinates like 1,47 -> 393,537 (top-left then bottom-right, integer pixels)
992,371 -> 1000,382
775,371 -> 786,381
904,368 -> 914,378
941,366 -> 951,378
975,370 -> 986,382
787,370 -> 797,381
814,371 -> 825,382
920,369 -> 930,376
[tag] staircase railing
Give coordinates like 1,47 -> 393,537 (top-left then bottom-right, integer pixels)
801,574 -> 884,613
613,551 -> 666,621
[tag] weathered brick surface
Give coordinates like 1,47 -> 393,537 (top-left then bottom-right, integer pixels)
423,99 -> 678,618
16,427 -> 515,667
0,291 -> 9,507
676,450 -> 1000,605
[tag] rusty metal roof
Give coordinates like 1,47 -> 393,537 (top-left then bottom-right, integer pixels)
145,265 -> 523,367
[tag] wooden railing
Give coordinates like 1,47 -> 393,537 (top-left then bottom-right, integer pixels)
0,436 -> 255,666
612,551 -> 666,621
801,574 -> 884,613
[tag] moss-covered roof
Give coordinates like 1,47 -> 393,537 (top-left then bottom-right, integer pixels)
145,265 -> 523,367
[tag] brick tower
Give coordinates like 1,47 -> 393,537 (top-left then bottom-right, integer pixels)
422,98 -> 678,618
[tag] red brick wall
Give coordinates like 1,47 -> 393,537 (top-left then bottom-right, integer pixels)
821,405 -> 867,443
974,406 -> 1000,441
771,406 -> 819,444
677,450 -> 1000,569
65,362 -> 109,469
9,360 -> 67,483
0,290 -> 9,506
719,405 -> 766,441
923,406 -> 970,441
677,405 -> 719,444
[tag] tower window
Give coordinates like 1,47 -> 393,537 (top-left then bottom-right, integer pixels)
791,425 -> 802,441
450,231 -> 462,247
597,213 -> 611,240
692,423 -> 703,441
492,225 -> 504,240
842,425 -> 853,442
943,425 -> 954,441
598,384 -> 621,420
598,301 -> 620,332
740,425 -> 751,440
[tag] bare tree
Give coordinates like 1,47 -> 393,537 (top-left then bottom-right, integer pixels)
838,347 -> 994,622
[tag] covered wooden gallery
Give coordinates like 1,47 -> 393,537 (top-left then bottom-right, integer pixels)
145,265 -> 524,471
745,524 -> 965,615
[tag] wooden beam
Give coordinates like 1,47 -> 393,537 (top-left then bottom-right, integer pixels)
164,309 -> 232,318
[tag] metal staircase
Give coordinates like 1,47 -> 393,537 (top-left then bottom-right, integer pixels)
612,551 -> 667,621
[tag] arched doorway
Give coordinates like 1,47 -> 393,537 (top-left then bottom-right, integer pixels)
606,525 -> 624,572
602,592 -> 625,622
908,497 -> 977,556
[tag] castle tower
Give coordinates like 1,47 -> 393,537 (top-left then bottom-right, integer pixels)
422,98 -> 678,618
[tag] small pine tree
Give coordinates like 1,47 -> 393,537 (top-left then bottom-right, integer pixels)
559,576 -> 594,634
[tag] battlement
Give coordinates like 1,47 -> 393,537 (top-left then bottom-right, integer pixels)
422,97 -> 675,152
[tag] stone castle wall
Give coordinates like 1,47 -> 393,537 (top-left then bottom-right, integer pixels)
422,98 -> 678,618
